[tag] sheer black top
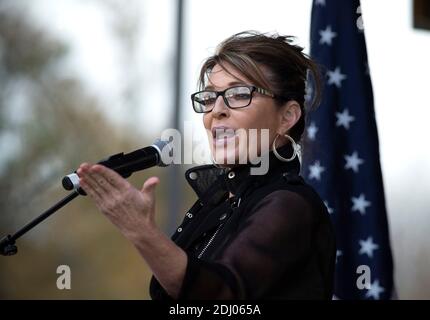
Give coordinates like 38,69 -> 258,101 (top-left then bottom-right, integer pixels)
150,144 -> 336,300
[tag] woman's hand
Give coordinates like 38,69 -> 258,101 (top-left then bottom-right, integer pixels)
77,163 -> 160,241
77,163 -> 187,298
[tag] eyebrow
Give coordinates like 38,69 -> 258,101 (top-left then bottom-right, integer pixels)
204,81 -> 248,90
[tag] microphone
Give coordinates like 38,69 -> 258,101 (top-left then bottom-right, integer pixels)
62,139 -> 171,191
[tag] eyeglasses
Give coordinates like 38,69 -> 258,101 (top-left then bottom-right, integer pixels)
191,85 -> 276,114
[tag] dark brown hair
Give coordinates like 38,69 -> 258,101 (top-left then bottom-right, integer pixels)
198,31 -> 322,143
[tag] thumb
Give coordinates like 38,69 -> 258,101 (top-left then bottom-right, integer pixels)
141,176 -> 159,195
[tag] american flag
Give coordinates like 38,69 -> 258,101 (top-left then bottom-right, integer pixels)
302,0 -> 394,299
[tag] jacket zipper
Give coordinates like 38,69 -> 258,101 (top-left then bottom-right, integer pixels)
197,222 -> 224,259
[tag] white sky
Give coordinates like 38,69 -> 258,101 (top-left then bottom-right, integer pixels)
25,1 -> 430,170
20,0 -> 430,297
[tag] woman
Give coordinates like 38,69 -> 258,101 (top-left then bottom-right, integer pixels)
77,31 -> 336,300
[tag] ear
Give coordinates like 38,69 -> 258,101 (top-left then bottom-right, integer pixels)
276,100 -> 302,135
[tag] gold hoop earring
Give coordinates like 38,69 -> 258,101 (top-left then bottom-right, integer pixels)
272,134 -> 298,162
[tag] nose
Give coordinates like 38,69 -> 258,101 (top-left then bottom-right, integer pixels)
211,95 -> 230,119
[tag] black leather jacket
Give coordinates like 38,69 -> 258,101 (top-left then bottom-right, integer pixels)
150,144 -> 336,300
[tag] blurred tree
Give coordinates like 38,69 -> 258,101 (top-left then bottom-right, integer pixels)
0,2 -> 167,299
96,0 -> 143,123
94,0 -> 197,232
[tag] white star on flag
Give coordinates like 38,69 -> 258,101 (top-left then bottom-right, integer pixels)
344,151 -> 364,173
327,66 -> 347,88
315,0 -> 326,6
359,236 -> 379,258
319,25 -> 337,46
305,85 -> 313,102
336,250 -> 342,264
307,122 -> 318,140
336,108 -> 355,129
351,193 -> 371,215
365,279 -> 385,300
324,200 -> 334,214
308,160 -> 325,181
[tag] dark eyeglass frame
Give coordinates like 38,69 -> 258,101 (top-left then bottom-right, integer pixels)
191,85 -> 278,114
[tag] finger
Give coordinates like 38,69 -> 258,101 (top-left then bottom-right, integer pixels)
91,164 -> 130,191
141,176 -> 160,194
79,177 -> 103,201
76,162 -> 101,199
140,177 -> 159,213
76,162 -> 92,177
86,168 -> 114,194
79,168 -> 107,198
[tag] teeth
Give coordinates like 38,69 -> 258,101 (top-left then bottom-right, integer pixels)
214,128 -> 236,140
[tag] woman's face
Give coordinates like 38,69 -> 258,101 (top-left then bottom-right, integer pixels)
203,63 -> 295,167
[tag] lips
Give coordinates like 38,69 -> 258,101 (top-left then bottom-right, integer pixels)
211,126 -> 237,142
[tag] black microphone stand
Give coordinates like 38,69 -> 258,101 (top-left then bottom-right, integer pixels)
0,139 -> 169,256
0,188 -> 85,256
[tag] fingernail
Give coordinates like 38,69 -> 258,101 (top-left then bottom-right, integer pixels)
92,165 -> 103,172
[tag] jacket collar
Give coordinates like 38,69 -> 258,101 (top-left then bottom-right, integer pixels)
184,143 -> 300,206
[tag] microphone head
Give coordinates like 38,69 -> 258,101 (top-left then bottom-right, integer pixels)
152,139 -> 172,167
